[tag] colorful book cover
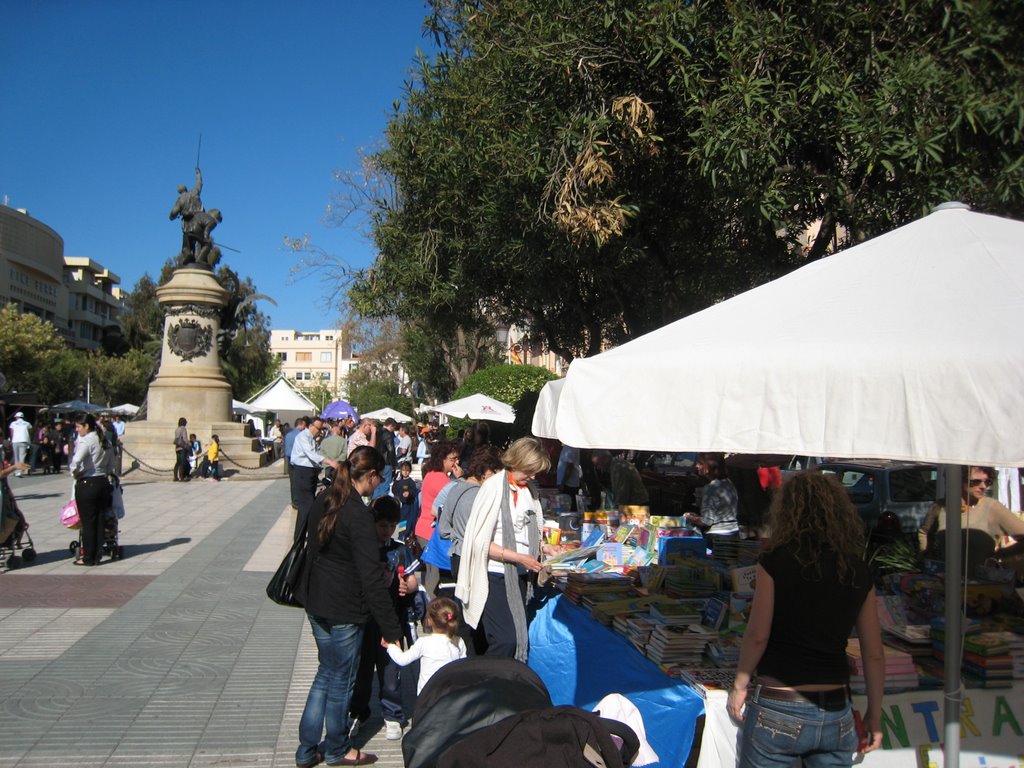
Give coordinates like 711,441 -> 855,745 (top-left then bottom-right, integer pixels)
599,542 -> 624,565
731,564 -> 758,592
702,597 -> 728,630
728,591 -> 754,630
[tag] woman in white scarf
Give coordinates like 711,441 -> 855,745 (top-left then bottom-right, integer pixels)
455,438 -> 562,661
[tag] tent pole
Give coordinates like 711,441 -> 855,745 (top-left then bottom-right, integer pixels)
941,464 -> 962,768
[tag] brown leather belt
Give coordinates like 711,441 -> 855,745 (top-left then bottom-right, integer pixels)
755,685 -> 850,709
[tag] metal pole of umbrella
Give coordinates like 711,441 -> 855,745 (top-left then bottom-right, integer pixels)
941,464 -> 962,768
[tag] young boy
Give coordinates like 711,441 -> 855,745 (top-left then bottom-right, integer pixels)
204,435 -> 221,481
348,496 -> 419,741
391,461 -> 418,541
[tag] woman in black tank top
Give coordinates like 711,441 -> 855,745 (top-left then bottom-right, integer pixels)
727,471 -> 885,767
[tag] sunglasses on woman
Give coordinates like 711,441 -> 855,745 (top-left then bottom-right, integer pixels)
969,478 -> 992,487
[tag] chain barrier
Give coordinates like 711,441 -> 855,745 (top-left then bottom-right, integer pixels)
118,444 -> 273,475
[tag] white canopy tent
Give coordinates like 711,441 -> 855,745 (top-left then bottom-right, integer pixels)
531,378 -> 565,439
431,393 -> 516,424
362,407 -> 415,423
107,403 -> 139,417
539,204 -> 1024,768
551,204 -> 1024,464
245,375 -> 318,430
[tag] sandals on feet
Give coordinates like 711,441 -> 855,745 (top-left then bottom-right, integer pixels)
327,750 -> 376,766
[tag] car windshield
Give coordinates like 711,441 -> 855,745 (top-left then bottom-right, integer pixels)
825,469 -> 876,504
889,467 -> 937,502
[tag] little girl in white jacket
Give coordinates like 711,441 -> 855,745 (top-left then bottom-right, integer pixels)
386,596 -> 466,693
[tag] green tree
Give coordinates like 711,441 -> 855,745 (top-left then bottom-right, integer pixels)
345,0 -> 1024,361
0,304 -> 78,401
86,349 -> 156,406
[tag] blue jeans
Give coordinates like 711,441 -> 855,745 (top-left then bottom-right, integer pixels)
738,688 -> 858,768
297,615 -> 364,766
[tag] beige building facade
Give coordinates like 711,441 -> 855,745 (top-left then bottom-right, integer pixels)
0,205 -> 69,339
270,329 -> 358,398
63,256 -> 123,350
0,205 -> 123,350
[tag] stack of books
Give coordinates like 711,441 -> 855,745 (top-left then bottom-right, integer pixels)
646,623 -> 714,666
663,558 -> 729,598
674,667 -> 737,698
881,624 -> 933,657
960,632 -> 1015,688
847,638 -> 919,693
562,571 -> 634,604
705,633 -> 742,668
617,614 -> 656,652
648,599 -> 706,626
591,593 -> 676,627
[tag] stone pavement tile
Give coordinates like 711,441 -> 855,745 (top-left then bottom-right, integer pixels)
4,476 -> 414,767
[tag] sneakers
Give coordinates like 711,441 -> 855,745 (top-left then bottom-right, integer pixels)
384,720 -> 403,740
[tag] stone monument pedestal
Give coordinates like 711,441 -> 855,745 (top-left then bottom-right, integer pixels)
122,267 -> 269,474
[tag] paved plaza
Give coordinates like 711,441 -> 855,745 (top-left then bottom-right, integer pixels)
0,470 -> 409,767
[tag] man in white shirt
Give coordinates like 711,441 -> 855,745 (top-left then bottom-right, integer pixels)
290,418 -> 340,541
9,412 -> 31,477
395,424 -> 412,464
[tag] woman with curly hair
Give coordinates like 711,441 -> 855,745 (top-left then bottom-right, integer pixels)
727,471 -> 884,767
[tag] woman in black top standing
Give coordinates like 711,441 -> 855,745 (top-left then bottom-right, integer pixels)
295,445 -> 403,768
728,471 -> 885,767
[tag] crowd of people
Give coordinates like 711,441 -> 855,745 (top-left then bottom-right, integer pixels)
5,410 -> 126,478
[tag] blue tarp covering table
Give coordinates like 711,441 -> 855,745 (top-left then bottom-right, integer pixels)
528,593 -> 705,768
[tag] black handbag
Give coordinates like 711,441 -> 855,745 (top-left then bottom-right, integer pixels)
266,533 -> 309,608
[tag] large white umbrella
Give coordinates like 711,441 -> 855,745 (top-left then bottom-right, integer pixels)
531,378 -> 565,439
551,204 -> 1024,465
362,407 -> 414,423
107,403 -> 139,417
541,203 -> 1024,768
431,393 -> 515,423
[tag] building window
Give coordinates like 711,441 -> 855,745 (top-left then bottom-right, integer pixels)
348,363 -> 359,373
276,352 -> 287,361
320,372 -> 331,381
325,335 -> 334,341
320,351 -> 332,362
296,352 -> 312,362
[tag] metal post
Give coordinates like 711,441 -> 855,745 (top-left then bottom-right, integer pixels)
941,464 -> 962,768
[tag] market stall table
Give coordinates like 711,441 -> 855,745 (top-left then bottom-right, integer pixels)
529,593 -> 705,768
698,685 -> 1024,768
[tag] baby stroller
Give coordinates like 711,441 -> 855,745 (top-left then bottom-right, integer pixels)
1,477 -> 36,570
67,477 -> 125,562
402,657 -> 553,768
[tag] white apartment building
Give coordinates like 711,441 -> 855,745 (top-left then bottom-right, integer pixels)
0,205 -> 123,350
63,256 -> 123,350
270,329 -> 358,397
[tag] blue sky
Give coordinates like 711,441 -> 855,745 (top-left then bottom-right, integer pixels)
1,0 -> 433,330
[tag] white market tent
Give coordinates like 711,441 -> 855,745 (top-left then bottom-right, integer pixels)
246,375 -> 318,429
551,204 -> 1024,465
538,203 -> 1024,767
431,393 -> 516,424
362,407 -> 415,423
531,378 -> 565,439
107,403 -> 139,417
